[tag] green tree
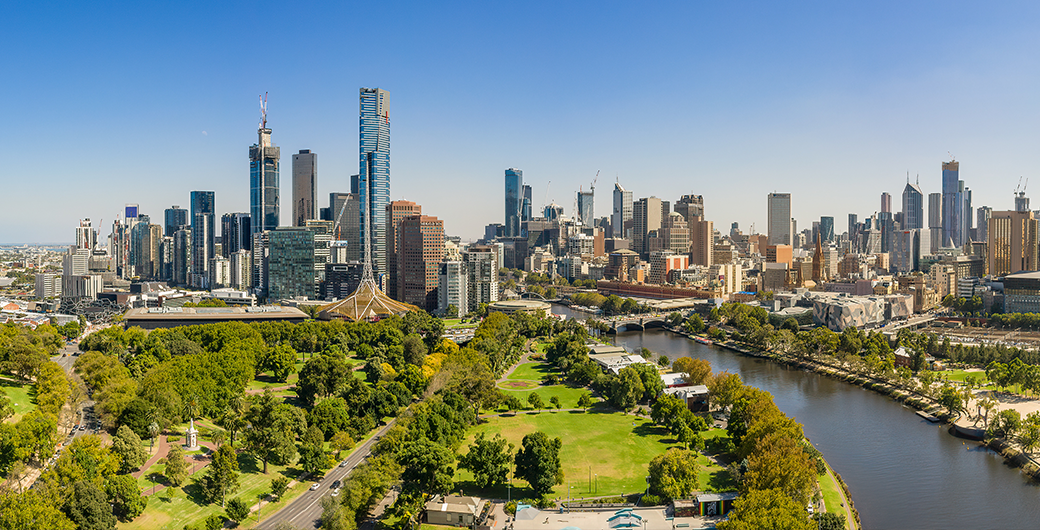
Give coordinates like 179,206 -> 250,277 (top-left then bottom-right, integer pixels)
549,396 -> 561,410
111,425 -> 148,474
244,390 -> 304,473
0,489 -> 75,530
577,392 -> 593,412
205,514 -> 225,530
105,474 -> 147,521
16,409 -> 57,463
270,476 -> 290,500
673,357 -> 712,385
938,385 -> 964,416
330,431 -> 355,458
296,353 -> 351,406
260,343 -> 298,382
66,480 -> 117,530
459,433 -> 513,488
813,512 -> 846,530
527,392 -> 544,410
989,409 -> 1022,439
160,444 -> 189,487
630,362 -> 664,402
742,436 -> 816,505
715,488 -> 815,530
648,448 -> 699,500
225,497 -> 250,525
608,367 -> 645,411
398,439 -> 456,495
0,394 -> 13,422
198,444 -> 240,507
514,431 -> 563,496
299,426 -> 333,476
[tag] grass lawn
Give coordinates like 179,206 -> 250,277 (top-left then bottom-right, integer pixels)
458,411 -> 674,499
819,470 -> 842,514
694,428 -> 736,493
0,377 -> 34,423
941,369 -> 989,384
496,385 -> 593,410
506,362 -> 555,381
246,360 -> 305,391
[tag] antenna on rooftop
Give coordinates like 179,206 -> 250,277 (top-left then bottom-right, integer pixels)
259,92 -> 268,129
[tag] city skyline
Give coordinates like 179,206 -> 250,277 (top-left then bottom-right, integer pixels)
3,2 -> 1040,243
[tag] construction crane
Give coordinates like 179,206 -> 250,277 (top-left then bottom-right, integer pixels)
543,181 -> 551,212
1015,177 -> 1024,195
591,170 -> 599,192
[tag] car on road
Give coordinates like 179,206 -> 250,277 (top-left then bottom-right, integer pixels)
310,483 -> 320,491
340,460 -> 349,467
331,480 -> 341,489
331,488 -> 340,497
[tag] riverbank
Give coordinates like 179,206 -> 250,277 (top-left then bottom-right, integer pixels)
664,325 -> 1040,484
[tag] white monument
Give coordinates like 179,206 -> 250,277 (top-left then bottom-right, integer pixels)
185,418 -> 199,450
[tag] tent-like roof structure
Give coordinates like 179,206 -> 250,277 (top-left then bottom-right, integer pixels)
318,277 -> 419,322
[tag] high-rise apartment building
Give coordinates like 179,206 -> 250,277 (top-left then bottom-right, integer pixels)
463,246 -> 498,309
292,149 -> 317,227
881,192 -> 892,213
767,193 -> 792,246
819,216 -> 835,242
976,206 -> 992,243
172,228 -> 192,286
1016,192 -> 1030,213
190,191 -> 215,288
221,213 -> 251,256
164,206 -> 188,237
359,88 -> 391,278
504,168 -> 524,237
902,181 -> 924,230
577,188 -> 594,226
660,212 -> 690,256
612,182 -> 633,239
305,220 -> 333,289
399,215 -> 444,311
522,184 -> 533,222
75,219 -> 96,250
438,261 -> 468,318
941,160 -> 972,247
633,196 -> 666,257
250,101 -> 280,235
326,192 -> 360,262
386,200 -> 422,300
928,191 -> 943,253
988,210 -> 1038,277
688,215 -> 714,267
264,228 -> 316,300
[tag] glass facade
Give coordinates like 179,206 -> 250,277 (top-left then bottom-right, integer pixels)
250,128 -> 280,235
359,88 -> 391,279
190,191 -> 215,287
504,168 -> 523,237
265,228 -> 315,300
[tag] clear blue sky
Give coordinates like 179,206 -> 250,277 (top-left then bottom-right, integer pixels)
2,1 -> 1039,243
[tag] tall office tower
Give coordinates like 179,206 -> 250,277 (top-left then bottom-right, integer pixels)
688,215 -> 714,267
438,261 -> 469,318
130,215 -> 154,278
819,216 -> 835,242
901,180 -> 924,230
250,96 -> 280,235
988,210 -> 1039,276
463,246 -> 498,309
577,188 -> 595,225
359,88 -> 391,279
190,191 -> 215,288
674,194 -> 704,222
304,220 -> 333,289
881,192 -> 892,213
292,149 -> 317,226
522,185 -> 533,222
504,168 -> 524,237
164,206 -> 188,242
386,200 -> 422,300
1016,192 -> 1030,213
172,228 -> 192,285
961,182 -> 973,243
612,182 -> 633,239
660,212 -> 690,255
159,236 -> 173,281
329,192 -> 360,262
543,203 -> 564,221
264,228 -> 316,300
221,213 -> 251,257
399,215 -> 445,311
941,160 -> 970,247
847,214 -> 858,250
75,219 -> 96,250
633,197 -> 666,257
976,206 -> 992,243
928,191 -> 943,253
877,211 -> 895,253
890,229 -> 927,274
767,193 -> 792,246
230,250 -> 251,291
119,204 -> 140,278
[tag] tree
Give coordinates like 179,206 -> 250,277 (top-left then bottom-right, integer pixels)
527,392 -> 544,410
198,444 -> 240,507
673,357 -> 712,386
549,396 -> 561,410
398,438 -> 456,495
205,514 -> 225,530
742,435 -> 816,505
299,426 -> 333,476
296,353 -> 351,406
938,385 -> 964,417
261,343 -> 298,382
577,392 -> 593,412
270,476 -> 290,500
514,431 -> 563,496
105,474 -> 147,521
244,390 -> 304,473
330,431 -> 355,458
402,333 -> 428,367
0,489 -> 75,530
66,480 -> 117,530
989,409 -> 1022,439
608,367 -> 645,411
630,362 -> 664,402
648,449 -> 699,500
813,512 -> 846,530
111,425 -> 148,474
715,488 -> 815,530
459,433 -> 513,488
707,371 -> 744,414
161,444 -> 188,487
226,497 -> 250,525
0,394 -> 13,422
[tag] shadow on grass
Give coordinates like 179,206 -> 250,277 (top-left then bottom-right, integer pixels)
632,423 -> 669,438
454,478 -> 539,500
706,469 -> 736,492
237,453 -> 261,474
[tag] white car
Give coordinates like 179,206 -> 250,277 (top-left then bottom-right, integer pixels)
331,488 -> 340,497
339,460 -> 348,468
310,483 -> 320,491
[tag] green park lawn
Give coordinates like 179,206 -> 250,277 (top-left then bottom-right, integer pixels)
818,470 -> 842,515
496,384 -> 594,410
506,362 -> 554,382
941,369 -> 989,384
458,411 -> 674,499
0,377 -> 34,423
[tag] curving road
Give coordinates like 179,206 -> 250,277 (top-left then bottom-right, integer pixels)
256,420 -> 397,530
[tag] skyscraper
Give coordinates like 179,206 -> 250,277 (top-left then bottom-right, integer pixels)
941,160 -> 968,247
901,180 -> 924,230
386,200 -> 422,300
250,96 -> 280,235
633,196 -> 666,257
674,194 -> 704,222
928,191 -> 943,253
399,214 -> 444,311
221,213 -> 251,256
767,193 -> 792,246
577,188 -> 594,225
819,216 -> 834,242
359,88 -> 392,281
976,206 -> 992,243
612,182 -> 633,239
264,228 -> 316,300
881,192 -> 892,213
988,210 -> 1038,276
292,149 -> 317,227
75,219 -> 96,250
190,191 -> 215,288
164,206 -> 188,237
328,192 -> 360,262
504,168 -> 523,237
522,184 -> 533,222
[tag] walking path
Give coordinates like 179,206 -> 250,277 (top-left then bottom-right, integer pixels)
246,384 -> 294,395
131,431 -> 218,496
822,463 -> 856,530
496,338 -> 537,384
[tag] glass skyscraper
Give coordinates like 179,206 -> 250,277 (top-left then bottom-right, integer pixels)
504,168 -> 523,237
250,108 -> 280,236
190,191 -> 215,288
819,216 -> 834,242
164,206 -> 187,237
359,88 -> 391,278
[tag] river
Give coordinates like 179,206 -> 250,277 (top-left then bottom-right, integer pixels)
553,305 -> 1040,530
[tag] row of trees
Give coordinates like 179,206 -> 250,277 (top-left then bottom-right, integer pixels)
570,293 -> 651,316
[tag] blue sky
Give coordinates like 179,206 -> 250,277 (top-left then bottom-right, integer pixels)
2,1 -> 1039,243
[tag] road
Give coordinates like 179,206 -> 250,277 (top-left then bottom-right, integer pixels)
257,419 -> 398,530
